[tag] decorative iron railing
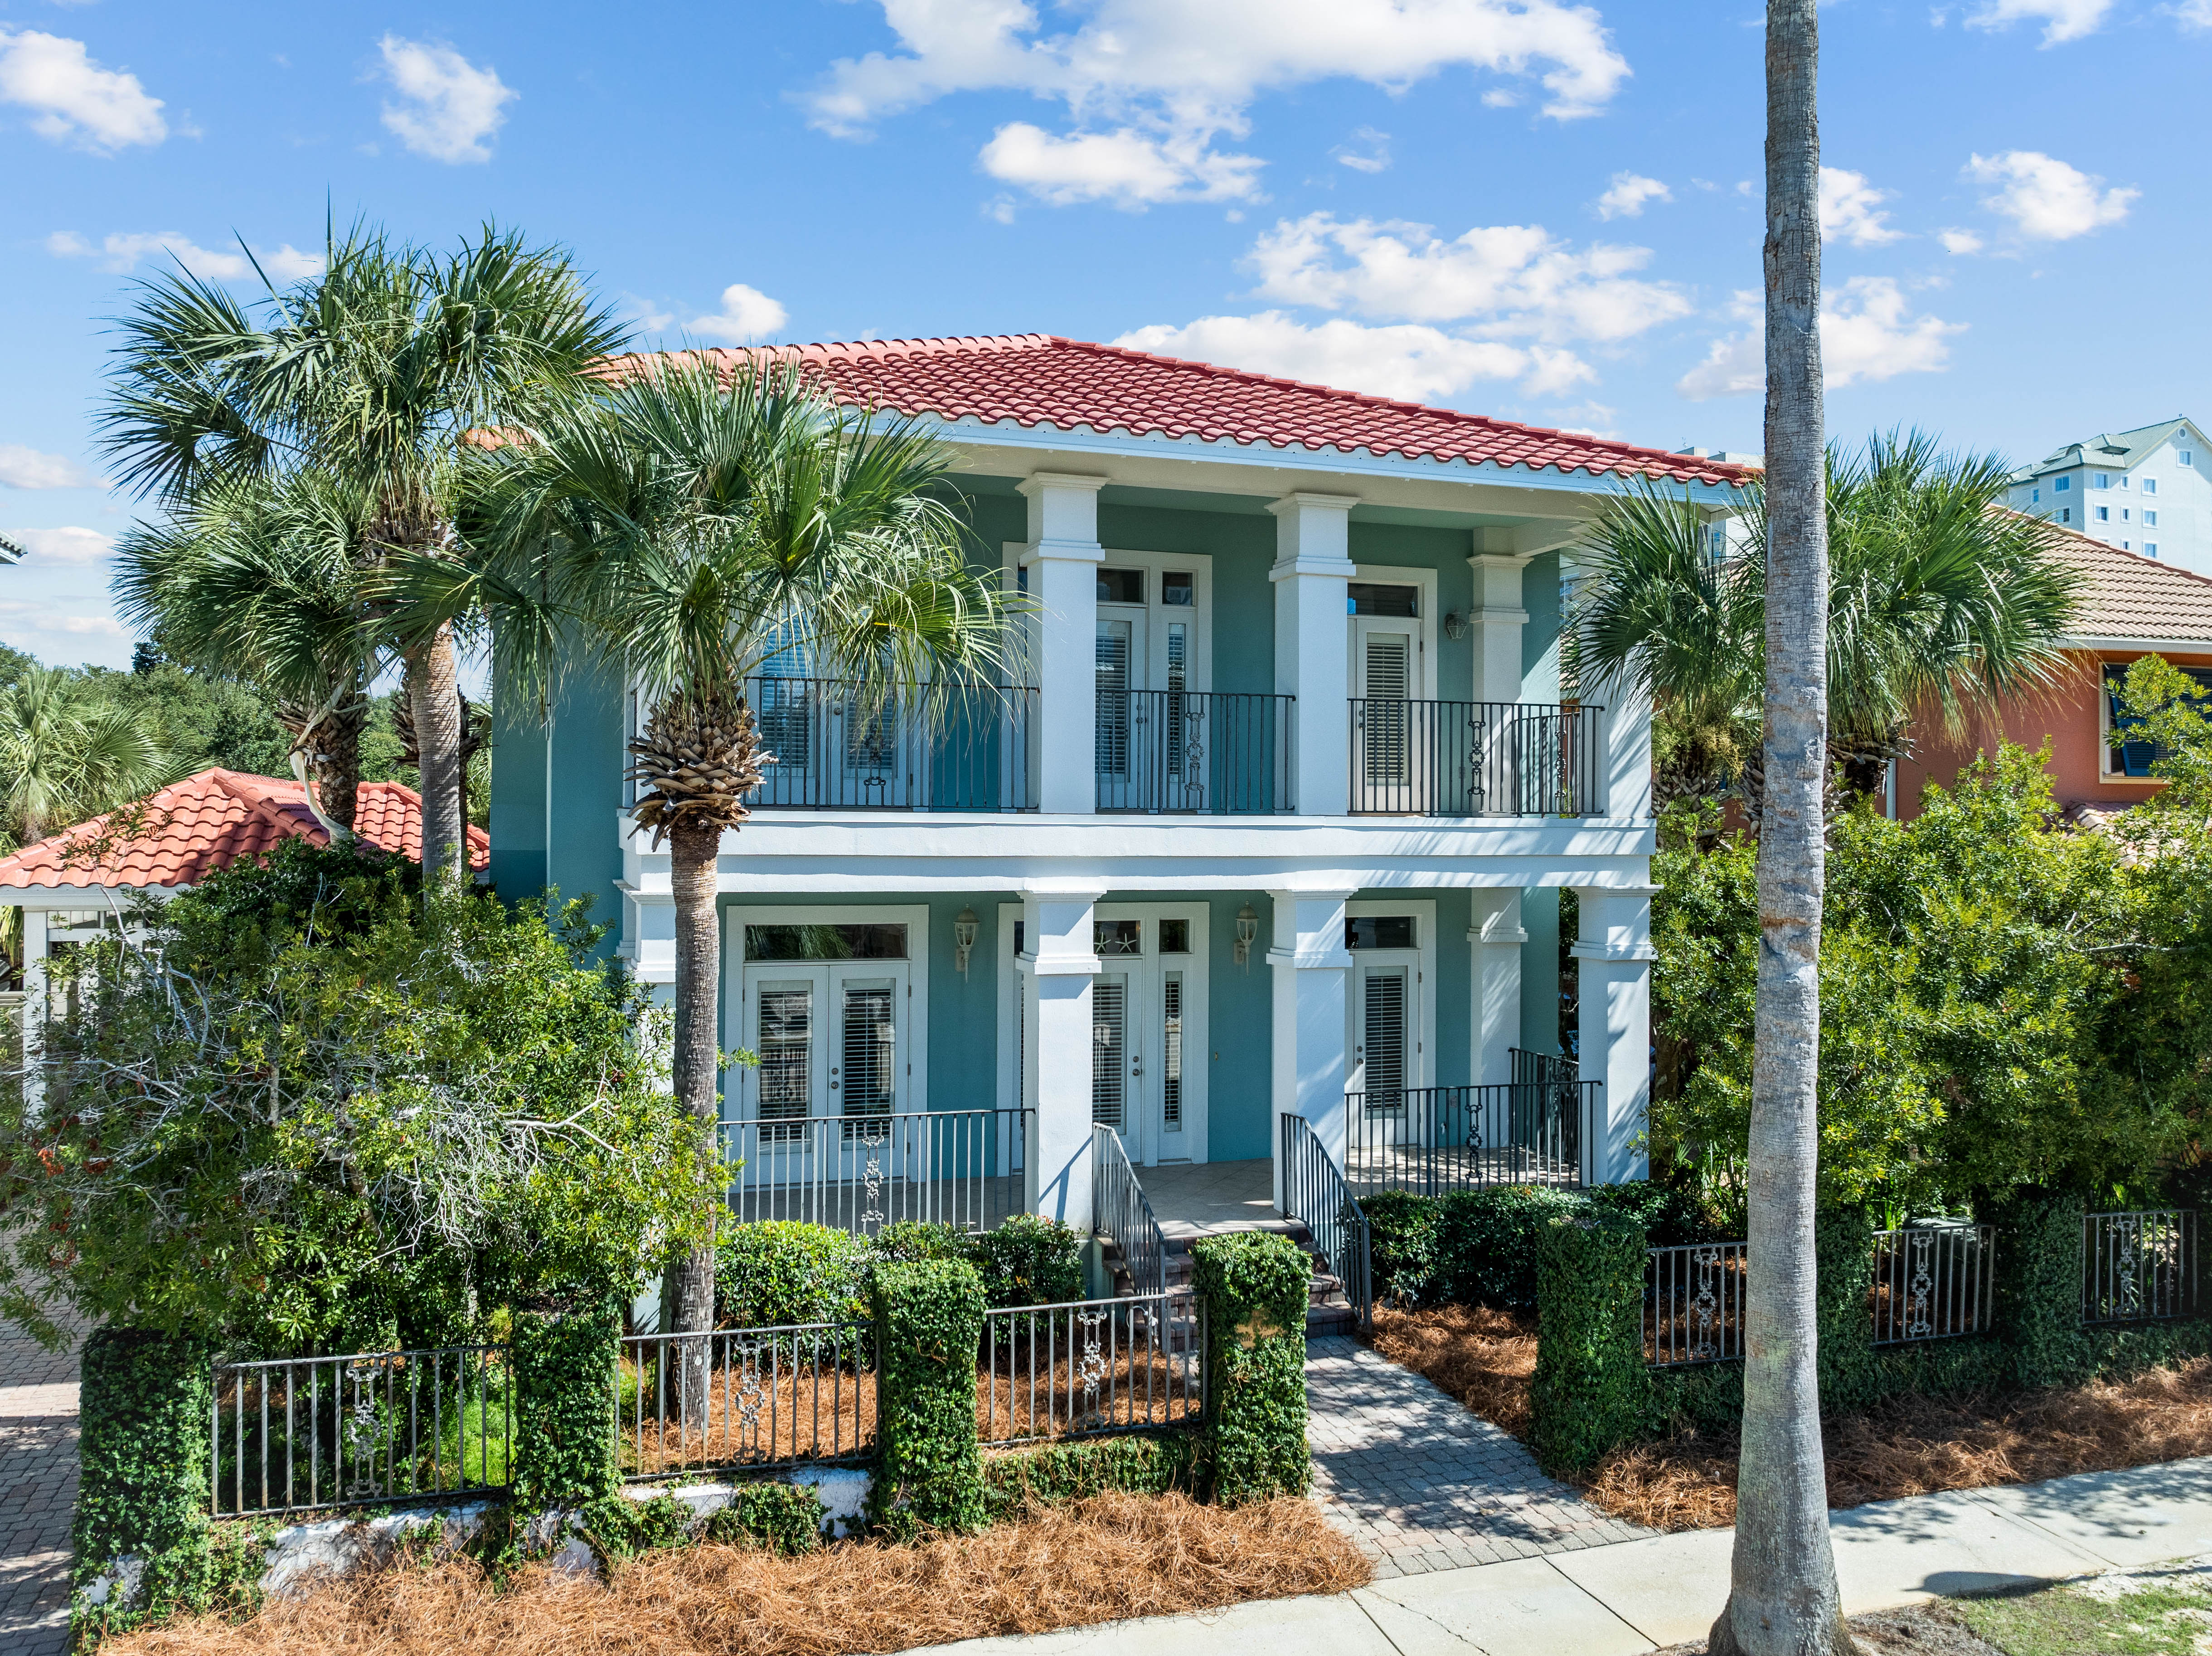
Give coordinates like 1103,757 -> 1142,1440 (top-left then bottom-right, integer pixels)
1646,1240 -> 1748,1368
1510,1046 -> 1579,1089
977,1291 -> 1202,1445
1278,1112 -> 1371,1329
1095,690 -> 1294,814
733,677 -> 1038,812
211,1346 -> 511,1516
720,1108 -> 1031,1239
2083,1209 -> 2199,1324
1341,1079 -> 1594,1199
1870,1223 -> 1995,1346
618,1322 -> 877,1482
1092,1123 -> 1168,1297
1348,699 -> 1603,817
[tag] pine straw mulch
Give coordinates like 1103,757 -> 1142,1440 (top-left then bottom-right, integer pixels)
107,1492 -> 1370,1656
1370,1303 -> 2212,1534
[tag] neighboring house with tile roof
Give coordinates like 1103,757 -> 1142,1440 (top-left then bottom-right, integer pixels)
1895,523 -> 2212,820
499,333 -> 1754,1230
2006,417 -> 2211,576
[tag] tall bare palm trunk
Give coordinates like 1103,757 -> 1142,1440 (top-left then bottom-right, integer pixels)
407,621 -> 467,881
668,818 -> 724,1428
1710,3 -> 1859,1654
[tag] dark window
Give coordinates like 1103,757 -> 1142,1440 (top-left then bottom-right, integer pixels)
1095,919 -> 1143,956
2105,663 -> 2212,776
1159,917 -> 1190,954
744,923 -> 908,961
1162,571 -> 1195,606
1347,915 -> 1416,950
1014,920 -> 1024,954
1348,582 -> 1419,617
1098,568 -> 1145,604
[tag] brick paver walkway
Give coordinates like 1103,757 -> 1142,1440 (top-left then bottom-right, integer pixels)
1,1312 -> 87,1656
1305,1336 -> 1651,1579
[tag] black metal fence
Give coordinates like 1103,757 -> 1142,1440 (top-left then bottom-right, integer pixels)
1871,1223 -> 1995,1346
211,1346 -> 511,1516
977,1291 -> 1202,1444
1645,1241 -> 1748,1368
1340,1080 -> 1595,1199
1348,699 -> 1603,816
2083,1209 -> 2199,1324
721,1108 -> 1031,1239
1095,690 -> 1293,814
738,678 -> 1038,812
618,1323 -> 877,1482
1093,1123 -> 1167,1297
1279,1113 -> 1371,1329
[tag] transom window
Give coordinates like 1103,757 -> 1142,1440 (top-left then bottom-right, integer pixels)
1348,582 -> 1419,618
1347,915 -> 1416,950
745,923 -> 908,961
1094,919 -> 1143,956
1097,568 -> 1145,604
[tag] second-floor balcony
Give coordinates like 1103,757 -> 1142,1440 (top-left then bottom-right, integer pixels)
743,677 -> 1037,812
1349,698 -> 1604,817
1095,689 -> 1294,815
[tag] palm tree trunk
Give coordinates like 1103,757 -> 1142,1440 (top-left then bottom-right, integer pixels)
667,818 -> 724,1430
1709,3 -> 1859,1654
319,691 -> 367,833
407,622 -> 466,882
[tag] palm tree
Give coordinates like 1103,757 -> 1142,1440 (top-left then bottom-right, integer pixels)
472,356 -> 1022,1383
112,469 -> 386,835
1570,434 -> 2079,819
97,222 -> 626,880
0,668 -> 175,847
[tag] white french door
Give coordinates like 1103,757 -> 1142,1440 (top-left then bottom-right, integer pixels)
1095,610 -> 1147,801
1347,954 -> 1420,1104
738,961 -> 910,1136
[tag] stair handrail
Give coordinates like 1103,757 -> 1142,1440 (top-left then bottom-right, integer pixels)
1278,1113 -> 1373,1329
1091,1123 -> 1168,1298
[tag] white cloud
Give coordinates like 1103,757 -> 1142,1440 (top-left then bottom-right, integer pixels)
46,229 -> 323,282
1594,172 -> 1669,220
979,121 -> 1262,206
0,28 -> 165,150
3,525 -> 115,564
376,36 -> 515,164
687,284 -> 789,344
810,0 -> 1629,209
1965,0 -> 2115,41
1333,126 -> 1392,174
1114,312 -> 1591,403
2180,0 -> 2212,27
1938,228 -> 1984,255
1247,212 -> 1693,344
1966,150 -> 2135,240
1819,166 -> 1902,247
1675,279 -> 1964,401
0,446 -> 98,489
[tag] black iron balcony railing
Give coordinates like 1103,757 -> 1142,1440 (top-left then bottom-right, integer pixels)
1096,690 -> 1294,814
1348,699 -> 1602,817
732,678 -> 1038,812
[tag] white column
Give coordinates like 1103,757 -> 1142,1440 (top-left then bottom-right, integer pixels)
1267,493 -> 1358,817
1467,891 -> 1526,1089
1267,887 -> 1354,1206
1019,880 -> 1104,1224
1465,551 -> 1532,705
1572,885 -> 1656,1186
19,907 -> 46,1124
1598,673 -> 1654,822
1019,472 -> 1107,816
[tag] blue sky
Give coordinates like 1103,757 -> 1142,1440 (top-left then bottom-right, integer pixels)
1,0 -> 2203,669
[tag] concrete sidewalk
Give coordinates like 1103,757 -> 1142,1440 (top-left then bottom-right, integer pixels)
899,1455 -> 2212,1655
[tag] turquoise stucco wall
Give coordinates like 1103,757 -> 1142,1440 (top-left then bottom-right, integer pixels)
485,654 -> 548,901
1518,549 -> 1567,1057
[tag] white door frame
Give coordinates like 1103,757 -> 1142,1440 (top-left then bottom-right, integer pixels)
1344,897 -> 1438,1098
1346,564 -> 1439,701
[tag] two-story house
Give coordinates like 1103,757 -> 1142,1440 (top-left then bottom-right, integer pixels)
2007,419 -> 2211,575
486,334 -> 1749,1236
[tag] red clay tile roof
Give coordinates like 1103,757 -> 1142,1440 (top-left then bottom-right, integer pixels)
2039,519 -> 2212,644
604,335 -> 1754,488
0,769 -> 490,892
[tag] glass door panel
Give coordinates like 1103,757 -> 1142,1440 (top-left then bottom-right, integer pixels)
837,978 -> 897,1120
1091,973 -> 1129,1130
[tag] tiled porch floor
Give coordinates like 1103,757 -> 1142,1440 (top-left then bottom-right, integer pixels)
1135,1157 -> 1294,1240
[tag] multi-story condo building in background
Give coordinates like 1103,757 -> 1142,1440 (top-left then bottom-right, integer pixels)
2008,419 -> 2211,575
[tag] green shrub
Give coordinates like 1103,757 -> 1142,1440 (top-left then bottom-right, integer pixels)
1363,1191 -> 1444,1306
1437,1185 -> 1588,1307
1587,1181 -> 1710,1248
716,1223 -> 870,1328
512,1304 -> 621,1508
980,1434 -> 1199,1521
1993,1188 -> 2095,1390
578,1491 -> 692,1562
701,1483 -> 826,1555
869,1221 -> 969,1267
968,1215 -> 1084,1309
1191,1231 -> 1310,1504
1529,1209 -> 1651,1475
1815,1206 -> 1880,1413
868,1259 -> 987,1540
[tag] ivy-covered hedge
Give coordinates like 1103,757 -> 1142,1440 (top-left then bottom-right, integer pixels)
716,1222 -> 872,1328
1190,1231 -> 1309,1504
1363,1191 -> 1444,1306
72,1327 -> 217,1642
1366,1182 -> 1712,1311
581,1482 -> 828,1563
511,1304 -> 621,1509
1993,1188 -> 2095,1390
868,1259 -> 987,1539
967,1215 -> 1085,1309
980,1433 -> 1199,1521
1528,1209 -> 1649,1475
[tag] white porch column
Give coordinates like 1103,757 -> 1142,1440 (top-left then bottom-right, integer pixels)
1598,673 -> 1654,822
1467,891 -> 1526,1089
19,906 -> 47,1124
1019,472 -> 1107,816
1267,887 -> 1354,1206
1465,551 -> 1532,706
1572,885 -> 1656,1186
1019,880 -> 1105,1224
1267,493 -> 1358,817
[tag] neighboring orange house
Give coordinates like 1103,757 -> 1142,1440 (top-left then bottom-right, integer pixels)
1894,525 -> 2212,821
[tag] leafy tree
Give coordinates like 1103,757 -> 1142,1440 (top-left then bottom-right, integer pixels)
0,838 -> 715,1353
0,666 -> 175,848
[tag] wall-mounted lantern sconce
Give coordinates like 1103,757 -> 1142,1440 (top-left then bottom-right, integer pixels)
954,907 -> 979,978
1234,903 -> 1259,971
1442,610 -> 1469,641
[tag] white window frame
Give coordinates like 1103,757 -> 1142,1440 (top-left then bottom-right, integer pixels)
2143,477 -> 2159,495
1347,563 -> 1442,701
2094,473 -> 2111,489
1345,897 -> 1439,1093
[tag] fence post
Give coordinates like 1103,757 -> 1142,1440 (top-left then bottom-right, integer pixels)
1530,1209 -> 1649,1475
1990,1188 -> 2093,1389
511,1303 -> 621,1510
868,1259 -> 987,1539
71,1327 -> 216,1640
1191,1231 -> 1311,1503
1815,1205 -> 1878,1412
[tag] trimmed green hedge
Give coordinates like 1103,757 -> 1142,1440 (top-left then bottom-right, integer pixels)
1366,1182 -> 1712,1312
1363,1191 -> 1444,1306
1529,1209 -> 1650,1475
980,1434 -> 1199,1521
868,1259 -> 987,1539
967,1215 -> 1085,1309
511,1304 -> 621,1508
1191,1231 -> 1310,1504
1994,1189 -> 2095,1390
717,1222 -> 872,1328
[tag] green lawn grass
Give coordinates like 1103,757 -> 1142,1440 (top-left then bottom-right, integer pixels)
1952,1566 -> 2212,1656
